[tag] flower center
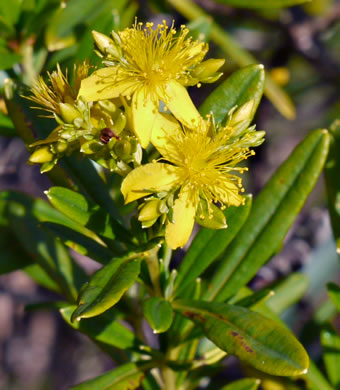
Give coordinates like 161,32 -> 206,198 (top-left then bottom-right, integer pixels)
118,21 -> 208,90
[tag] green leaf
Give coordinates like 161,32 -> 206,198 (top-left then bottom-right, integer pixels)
62,156 -> 121,221
187,16 -> 212,42
71,251 -> 150,321
168,0 -> 296,119
0,46 -> 21,70
200,65 -> 265,123
234,288 -> 274,309
1,192 -> 87,301
143,297 -> 173,334
324,120 -> 340,255
71,361 -> 154,390
321,324 -> 340,387
211,0 -> 310,9
174,300 -> 309,376
141,373 -> 162,390
327,282 -> 340,311
60,304 -> 145,353
266,273 -> 309,314
0,0 -> 21,27
220,378 -> 261,390
175,195 -> 252,296
0,190 -> 107,255
45,0 -> 100,50
204,129 -> 330,302
46,186 -> 132,244
42,222 -> 117,263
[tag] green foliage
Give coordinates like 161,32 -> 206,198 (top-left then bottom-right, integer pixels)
143,297 -> 174,334
0,0 -> 339,388
174,300 -> 309,376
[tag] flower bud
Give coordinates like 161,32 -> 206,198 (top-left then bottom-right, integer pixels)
80,139 -> 102,154
98,100 -> 119,117
114,139 -> 132,159
229,100 -> 254,126
59,103 -> 80,123
112,111 -> 126,135
241,131 -> 266,148
29,146 -> 54,163
55,141 -> 68,153
192,59 -> 225,79
92,30 -> 121,59
138,200 -> 162,222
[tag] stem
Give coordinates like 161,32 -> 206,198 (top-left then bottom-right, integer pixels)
162,366 -> 177,390
145,246 -> 162,296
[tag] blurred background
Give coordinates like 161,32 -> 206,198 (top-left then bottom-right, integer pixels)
0,0 -> 339,388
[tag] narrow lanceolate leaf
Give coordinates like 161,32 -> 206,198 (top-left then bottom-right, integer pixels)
204,129 -> 330,302
220,378 -> 260,390
327,282 -> 340,311
234,288 -> 274,309
71,361 -> 154,390
61,305 -> 145,353
321,324 -> 340,387
211,0 -> 310,9
62,156 -> 121,221
46,186 -> 132,244
143,297 -> 173,334
200,65 -> 265,123
3,196 -> 87,301
71,241 -> 163,321
175,195 -> 252,296
71,256 -> 142,321
174,300 -> 309,376
324,120 -> 340,255
42,222 -> 117,263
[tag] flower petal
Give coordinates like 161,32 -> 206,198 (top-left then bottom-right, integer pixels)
162,80 -> 201,129
132,87 -> 158,148
78,68 -> 137,101
151,112 -> 181,159
121,163 -> 180,204
218,179 -> 244,207
166,185 -> 198,249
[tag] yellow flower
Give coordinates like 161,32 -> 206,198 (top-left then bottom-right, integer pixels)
121,103 -> 265,249
27,61 -> 91,117
78,20 -> 224,148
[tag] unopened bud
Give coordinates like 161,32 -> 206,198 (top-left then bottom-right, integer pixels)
229,100 -> 254,126
92,30 -> 121,59
81,139 -> 102,154
98,100 -> 119,116
242,131 -> 266,148
187,42 -> 206,59
112,111 -> 126,134
138,200 -> 162,222
192,58 -> 225,79
114,139 -> 132,159
59,103 -> 80,123
29,146 -> 54,163
55,141 -> 68,153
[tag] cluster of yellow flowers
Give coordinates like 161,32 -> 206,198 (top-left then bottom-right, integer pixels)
28,19 -> 265,249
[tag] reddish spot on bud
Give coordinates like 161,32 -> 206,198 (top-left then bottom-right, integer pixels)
100,128 -> 120,144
